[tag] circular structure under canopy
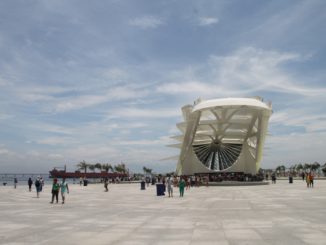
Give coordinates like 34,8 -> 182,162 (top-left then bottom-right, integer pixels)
193,141 -> 242,171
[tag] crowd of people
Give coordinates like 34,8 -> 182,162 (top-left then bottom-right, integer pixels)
24,177 -> 69,204
27,176 -> 45,197
5,170 -> 319,205
142,175 -> 206,197
266,171 -> 316,187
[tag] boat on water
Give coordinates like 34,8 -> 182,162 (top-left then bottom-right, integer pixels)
49,168 -> 128,179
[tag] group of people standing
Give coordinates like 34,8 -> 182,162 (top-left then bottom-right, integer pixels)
27,177 -> 44,197
50,178 -> 69,204
165,176 -> 186,198
305,173 -> 314,188
267,172 -> 316,187
24,177 -> 69,203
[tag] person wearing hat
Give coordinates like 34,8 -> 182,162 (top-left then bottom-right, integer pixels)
50,178 -> 60,204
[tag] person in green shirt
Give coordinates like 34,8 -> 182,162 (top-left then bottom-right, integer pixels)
179,178 -> 186,197
50,178 -> 60,204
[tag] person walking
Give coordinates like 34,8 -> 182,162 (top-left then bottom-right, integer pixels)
186,177 -> 190,190
309,173 -> 314,188
28,177 -> 33,192
271,173 -> 276,184
35,177 -> 41,198
50,178 -> 60,204
60,178 -> 69,204
179,177 -> 186,197
14,178 -> 18,189
145,176 -> 150,187
40,177 -> 44,192
104,178 -> 109,192
306,173 -> 311,188
167,176 -> 173,197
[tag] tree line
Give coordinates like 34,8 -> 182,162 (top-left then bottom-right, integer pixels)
76,160 -> 127,174
274,162 -> 326,175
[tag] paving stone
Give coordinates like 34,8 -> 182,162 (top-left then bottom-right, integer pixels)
1,180 -> 326,244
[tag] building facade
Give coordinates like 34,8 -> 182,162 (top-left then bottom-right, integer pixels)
172,97 -> 272,175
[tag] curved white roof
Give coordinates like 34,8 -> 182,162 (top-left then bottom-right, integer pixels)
193,97 -> 271,112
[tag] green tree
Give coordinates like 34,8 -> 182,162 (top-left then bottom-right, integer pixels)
275,165 -> 286,176
77,160 -> 88,174
102,163 -> 113,172
95,163 -> 102,172
311,162 -> 321,171
114,163 -> 127,173
303,163 -> 312,171
322,163 -> 326,176
143,166 -> 152,175
88,164 -> 95,172
296,163 -> 303,172
289,164 -> 296,172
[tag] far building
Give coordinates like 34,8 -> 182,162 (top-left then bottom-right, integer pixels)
171,97 -> 272,175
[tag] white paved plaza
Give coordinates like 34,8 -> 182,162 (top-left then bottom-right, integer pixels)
1,180 -> 326,245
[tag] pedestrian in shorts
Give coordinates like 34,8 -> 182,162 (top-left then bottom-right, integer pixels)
60,178 -> 69,204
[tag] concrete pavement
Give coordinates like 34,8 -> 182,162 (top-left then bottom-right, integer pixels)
1,180 -> 326,244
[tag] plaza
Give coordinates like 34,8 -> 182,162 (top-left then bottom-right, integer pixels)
1,180 -> 326,244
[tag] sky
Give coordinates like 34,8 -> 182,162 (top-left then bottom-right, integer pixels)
0,0 -> 326,173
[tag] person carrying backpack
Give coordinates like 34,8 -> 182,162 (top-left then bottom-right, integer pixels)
35,177 -> 41,198
28,178 -> 33,192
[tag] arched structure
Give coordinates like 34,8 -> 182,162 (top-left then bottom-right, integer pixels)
171,97 -> 272,175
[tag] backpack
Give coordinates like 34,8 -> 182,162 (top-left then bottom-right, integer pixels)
35,180 -> 40,187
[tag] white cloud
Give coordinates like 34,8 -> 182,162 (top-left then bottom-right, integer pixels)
271,110 -> 326,132
157,81 -> 216,96
29,123 -> 73,135
263,131 -> 326,167
109,107 -> 180,118
48,153 -> 64,160
36,137 -> 78,145
18,86 -> 73,103
26,150 -> 41,157
116,136 -> 173,146
198,17 -> 219,26
129,16 -> 164,29
209,47 -> 326,96
102,68 -> 128,81
0,113 -> 12,120
22,93 -> 55,103
157,47 -> 326,98
0,148 -> 10,155
0,144 -> 14,156
54,85 -> 149,112
55,94 -> 108,112
0,76 -> 10,86
62,144 -> 120,162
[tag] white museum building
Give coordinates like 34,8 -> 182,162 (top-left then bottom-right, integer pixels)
171,97 -> 272,176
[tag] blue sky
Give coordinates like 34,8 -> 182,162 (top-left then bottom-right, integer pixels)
0,0 -> 326,173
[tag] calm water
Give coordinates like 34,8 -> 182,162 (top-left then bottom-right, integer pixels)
0,173 -> 78,186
